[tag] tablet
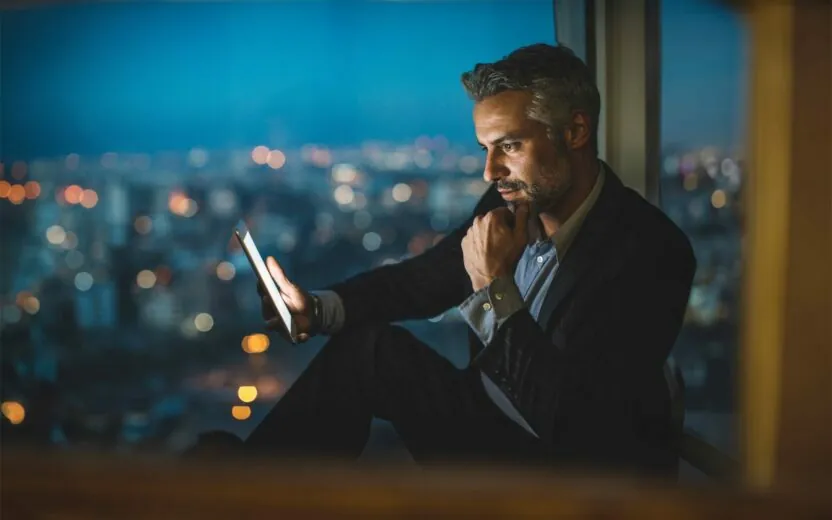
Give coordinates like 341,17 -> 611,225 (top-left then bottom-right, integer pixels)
234,221 -> 297,344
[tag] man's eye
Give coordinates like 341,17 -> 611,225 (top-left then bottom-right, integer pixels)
502,142 -> 519,152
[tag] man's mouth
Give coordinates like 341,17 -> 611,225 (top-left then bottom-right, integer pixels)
498,189 -> 521,200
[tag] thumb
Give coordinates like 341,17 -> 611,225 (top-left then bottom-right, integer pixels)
513,204 -> 530,247
266,256 -> 292,291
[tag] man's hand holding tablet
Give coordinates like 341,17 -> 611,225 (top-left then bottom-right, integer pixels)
235,221 -> 321,344
258,256 -> 319,343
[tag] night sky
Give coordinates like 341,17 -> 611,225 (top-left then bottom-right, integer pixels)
1,0 -> 747,160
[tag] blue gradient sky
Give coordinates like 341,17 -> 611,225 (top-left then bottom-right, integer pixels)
1,0 -> 747,159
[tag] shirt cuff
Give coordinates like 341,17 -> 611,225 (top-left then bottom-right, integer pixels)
311,290 -> 346,335
458,276 -> 525,345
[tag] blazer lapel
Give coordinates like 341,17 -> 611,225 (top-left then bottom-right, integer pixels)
538,163 -> 627,332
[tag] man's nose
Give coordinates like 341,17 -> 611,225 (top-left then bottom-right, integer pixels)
482,154 -> 508,183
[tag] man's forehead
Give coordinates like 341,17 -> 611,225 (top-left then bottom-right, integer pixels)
474,90 -> 533,122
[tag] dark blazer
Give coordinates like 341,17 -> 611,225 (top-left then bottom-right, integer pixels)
328,164 -> 696,475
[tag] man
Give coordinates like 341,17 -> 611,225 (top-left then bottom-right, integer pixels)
194,43 -> 696,477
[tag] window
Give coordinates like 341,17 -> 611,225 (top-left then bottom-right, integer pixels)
0,1 -> 555,451
660,0 -> 748,454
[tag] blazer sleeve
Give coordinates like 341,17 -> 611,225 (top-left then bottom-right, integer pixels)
326,185 -> 503,328
471,235 -> 696,453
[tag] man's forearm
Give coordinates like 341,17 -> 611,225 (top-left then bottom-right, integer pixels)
322,185 -> 504,329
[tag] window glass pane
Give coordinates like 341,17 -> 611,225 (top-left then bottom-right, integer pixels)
660,0 -> 748,454
0,1 -> 554,452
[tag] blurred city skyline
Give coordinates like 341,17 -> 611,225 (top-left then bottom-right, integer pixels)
2,0 -> 746,160
1,0 -> 745,454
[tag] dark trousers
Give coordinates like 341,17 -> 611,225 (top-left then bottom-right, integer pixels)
194,324 -> 538,465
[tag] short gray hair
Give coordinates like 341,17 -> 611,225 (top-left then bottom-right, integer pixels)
460,43 -> 601,153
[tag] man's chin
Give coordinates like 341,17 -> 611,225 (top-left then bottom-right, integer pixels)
507,200 -> 540,215
501,189 -> 533,208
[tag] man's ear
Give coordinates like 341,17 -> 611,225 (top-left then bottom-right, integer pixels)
565,110 -> 592,150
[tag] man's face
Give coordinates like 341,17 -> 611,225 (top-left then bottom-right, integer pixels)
473,90 -> 572,213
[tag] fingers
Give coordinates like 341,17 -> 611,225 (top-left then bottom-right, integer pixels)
261,292 -> 276,314
265,317 -> 294,343
482,207 -> 512,223
473,205 -> 529,248
478,208 -> 517,234
263,291 -> 302,327
266,256 -> 291,291
265,317 -> 281,330
265,318 -> 309,344
490,206 -> 511,217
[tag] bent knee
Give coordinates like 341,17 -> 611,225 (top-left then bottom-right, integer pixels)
326,323 -> 417,367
